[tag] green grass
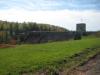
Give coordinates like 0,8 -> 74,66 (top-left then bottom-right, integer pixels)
0,38 -> 100,75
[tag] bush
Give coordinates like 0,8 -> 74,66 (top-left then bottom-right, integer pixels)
74,32 -> 82,40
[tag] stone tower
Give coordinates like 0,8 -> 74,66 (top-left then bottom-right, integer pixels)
76,23 -> 86,33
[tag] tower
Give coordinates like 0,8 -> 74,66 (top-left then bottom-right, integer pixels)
76,23 -> 86,33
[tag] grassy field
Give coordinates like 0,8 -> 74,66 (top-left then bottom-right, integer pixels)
0,38 -> 100,75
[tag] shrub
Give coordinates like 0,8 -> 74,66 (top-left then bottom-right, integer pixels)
74,32 -> 82,40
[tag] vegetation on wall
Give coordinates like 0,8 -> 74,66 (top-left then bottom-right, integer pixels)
0,20 -> 68,43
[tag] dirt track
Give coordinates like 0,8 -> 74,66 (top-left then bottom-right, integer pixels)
86,54 -> 100,75
0,44 -> 15,48
69,54 -> 100,75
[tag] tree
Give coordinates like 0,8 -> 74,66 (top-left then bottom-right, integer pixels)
9,23 -> 13,37
14,22 -> 19,34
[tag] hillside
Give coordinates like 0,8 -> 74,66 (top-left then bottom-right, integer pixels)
0,20 -> 68,32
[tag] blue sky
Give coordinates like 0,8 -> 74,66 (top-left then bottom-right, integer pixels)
0,0 -> 100,31
0,0 -> 100,10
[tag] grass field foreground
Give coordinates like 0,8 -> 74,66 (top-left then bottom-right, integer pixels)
0,38 -> 100,75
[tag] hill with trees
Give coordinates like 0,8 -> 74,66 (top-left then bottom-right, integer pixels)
0,20 -> 68,32
0,20 -> 68,43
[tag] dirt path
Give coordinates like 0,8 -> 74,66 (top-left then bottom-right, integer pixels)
0,44 -> 15,48
69,54 -> 100,75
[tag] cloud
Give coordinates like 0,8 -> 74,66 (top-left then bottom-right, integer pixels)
0,0 -> 100,31
0,8 -> 100,31
0,0 -> 100,10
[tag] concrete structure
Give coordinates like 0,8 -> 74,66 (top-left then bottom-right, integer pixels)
76,23 -> 86,33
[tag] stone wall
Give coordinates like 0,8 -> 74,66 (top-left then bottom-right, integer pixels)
18,31 -> 75,43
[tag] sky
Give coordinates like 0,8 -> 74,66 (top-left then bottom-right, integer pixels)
0,0 -> 100,31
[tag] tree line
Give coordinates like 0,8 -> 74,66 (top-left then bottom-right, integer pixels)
0,20 -> 68,43
0,20 -> 68,32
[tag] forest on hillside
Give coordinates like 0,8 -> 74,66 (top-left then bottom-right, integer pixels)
0,20 -> 68,43
0,20 -> 68,32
